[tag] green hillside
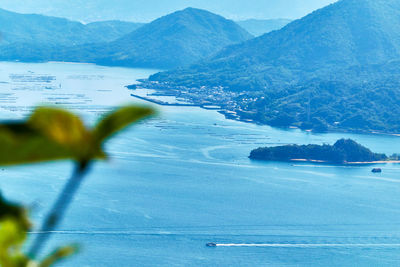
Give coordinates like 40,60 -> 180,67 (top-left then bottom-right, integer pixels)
150,0 -> 400,133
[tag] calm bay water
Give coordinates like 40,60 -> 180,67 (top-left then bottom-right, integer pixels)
1,62 -> 400,266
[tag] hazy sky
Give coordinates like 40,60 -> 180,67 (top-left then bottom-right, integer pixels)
0,0 -> 338,22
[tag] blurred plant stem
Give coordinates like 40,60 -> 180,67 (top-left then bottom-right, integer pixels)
0,105 -> 154,265
28,162 -> 91,259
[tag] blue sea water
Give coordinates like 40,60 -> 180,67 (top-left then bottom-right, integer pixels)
1,62 -> 400,266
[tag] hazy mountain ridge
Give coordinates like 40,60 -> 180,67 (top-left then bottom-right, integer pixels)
0,0 -> 337,23
0,8 -> 143,47
149,0 -> 400,133
236,19 -> 292,36
85,8 -> 254,68
84,21 -> 145,41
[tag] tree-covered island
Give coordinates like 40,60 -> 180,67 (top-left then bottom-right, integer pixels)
249,139 -> 397,164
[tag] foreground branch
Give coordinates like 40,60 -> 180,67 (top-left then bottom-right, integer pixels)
28,162 -> 91,259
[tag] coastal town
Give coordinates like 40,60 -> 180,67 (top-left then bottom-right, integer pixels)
128,80 -> 262,124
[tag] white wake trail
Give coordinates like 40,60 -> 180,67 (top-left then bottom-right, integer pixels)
214,243 -> 400,248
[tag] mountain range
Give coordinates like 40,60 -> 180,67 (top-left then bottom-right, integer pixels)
149,0 -> 400,133
0,7 -> 253,68
0,8 -> 142,46
0,0 -> 337,23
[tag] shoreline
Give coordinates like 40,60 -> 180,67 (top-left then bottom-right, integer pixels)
345,160 -> 400,164
273,159 -> 400,165
130,92 -> 244,111
130,93 -> 198,107
130,92 -> 264,124
129,87 -> 400,137
128,82 -> 400,137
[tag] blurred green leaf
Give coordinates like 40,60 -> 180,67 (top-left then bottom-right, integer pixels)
0,105 -> 154,166
27,107 -> 104,162
93,105 -> 155,144
0,194 -> 77,267
0,218 -> 29,267
0,123 -> 74,166
0,194 -> 29,230
28,107 -> 88,146
39,245 -> 78,267
0,194 -> 30,266
0,218 -> 26,267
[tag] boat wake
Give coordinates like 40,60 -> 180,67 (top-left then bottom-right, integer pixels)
210,243 -> 400,248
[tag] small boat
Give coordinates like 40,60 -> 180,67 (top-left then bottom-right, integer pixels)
206,242 -> 217,247
371,168 -> 382,173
